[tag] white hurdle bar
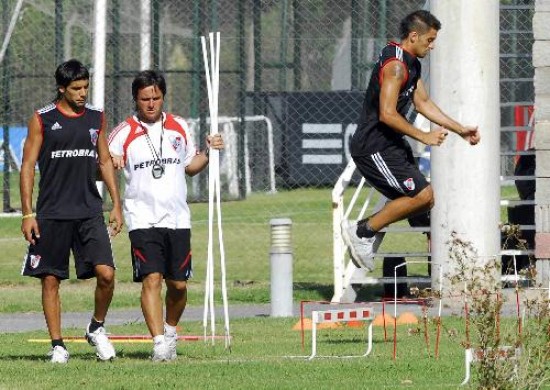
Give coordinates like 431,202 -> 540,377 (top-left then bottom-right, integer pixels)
309,307 -> 375,360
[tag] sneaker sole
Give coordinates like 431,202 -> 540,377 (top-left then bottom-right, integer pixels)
340,222 -> 360,267
341,223 -> 373,270
341,224 -> 385,272
152,357 -> 170,362
96,354 -> 116,361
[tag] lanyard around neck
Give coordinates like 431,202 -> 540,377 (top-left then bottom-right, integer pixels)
139,120 -> 164,163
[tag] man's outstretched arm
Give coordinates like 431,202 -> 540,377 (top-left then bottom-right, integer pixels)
413,79 -> 480,145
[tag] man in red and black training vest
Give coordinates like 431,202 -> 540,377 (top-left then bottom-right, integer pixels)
343,10 -> 481,270
19,59 -> 123,363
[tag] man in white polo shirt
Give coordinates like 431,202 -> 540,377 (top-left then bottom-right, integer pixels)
108,70 -> 224,361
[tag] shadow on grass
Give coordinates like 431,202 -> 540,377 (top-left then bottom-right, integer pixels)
116,351 -> 154,360
324,338 -> 385,345
0,354 -> 46,362
0,351 -> 117,362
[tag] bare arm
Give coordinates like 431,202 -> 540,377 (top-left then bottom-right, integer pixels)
185,134 -> 224,177
20,114 -> 42,244
414,79 -> 480,145
97,116 -> 124,236
379,61 -> 447,146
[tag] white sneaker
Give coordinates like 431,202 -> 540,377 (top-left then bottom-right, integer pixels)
341,220 -> 385,271
164,328 -> 178,361
48,345 -> 69,363
85,323 -> 116,361
152,339 -> 171,362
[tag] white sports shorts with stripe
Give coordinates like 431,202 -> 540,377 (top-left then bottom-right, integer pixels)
353,143 -> 429,201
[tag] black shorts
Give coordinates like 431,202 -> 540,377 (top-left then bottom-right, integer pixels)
353,143 -> 430,200
21,215 -> 115,280
129,228 -> 192,282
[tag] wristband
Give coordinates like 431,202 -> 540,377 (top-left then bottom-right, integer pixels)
204,148 -> 210,158
22,213 -> 36,220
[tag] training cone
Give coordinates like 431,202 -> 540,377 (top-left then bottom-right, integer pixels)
293,318 -> 312,330
373,313 -> 394,327
292,318 -> 342,330
396,312 -> 419,325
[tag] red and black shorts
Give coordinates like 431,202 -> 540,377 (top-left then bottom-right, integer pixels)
129,228 -> 192,282
353,143 -> 430,201
21,215 -> 115,280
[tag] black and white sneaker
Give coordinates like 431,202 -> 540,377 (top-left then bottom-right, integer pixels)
48,345 -> 69,363
85,323 -> 116,361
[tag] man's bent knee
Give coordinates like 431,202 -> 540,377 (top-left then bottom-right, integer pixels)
41,275 -> 60,290
142,273 -> 163,290
95,265 -> 115,287
166,280 -> 187,295
415,186 -> 435,210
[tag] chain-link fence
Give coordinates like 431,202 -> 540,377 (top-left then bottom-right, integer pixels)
0,1 -> 535,284
500,1 -> 534,178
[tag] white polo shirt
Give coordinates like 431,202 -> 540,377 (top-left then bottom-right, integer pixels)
108,113 -> 197,231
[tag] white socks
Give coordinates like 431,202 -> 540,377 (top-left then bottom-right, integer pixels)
164,323 -> 177,336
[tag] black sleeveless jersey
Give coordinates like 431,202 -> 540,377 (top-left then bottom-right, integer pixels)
351,42 -> 421,156
35,103 -> 104,219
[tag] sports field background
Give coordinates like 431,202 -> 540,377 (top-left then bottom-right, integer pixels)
0,1 -> 543,388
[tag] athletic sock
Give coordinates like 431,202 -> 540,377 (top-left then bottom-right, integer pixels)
51,339 -> 66,349
357,219 -> 376,238
153,335 -> 165,344
164,323 -> 177,336
88,317 -> 104,333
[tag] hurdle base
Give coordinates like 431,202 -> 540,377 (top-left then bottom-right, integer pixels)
461,346 -> 522,386
308,307 -> 374,360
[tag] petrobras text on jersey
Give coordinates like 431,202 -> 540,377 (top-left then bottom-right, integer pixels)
51,149 -> 97,159
133,157 -> 181,171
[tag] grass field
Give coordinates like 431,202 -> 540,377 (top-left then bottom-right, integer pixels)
0,316 -> 535,389
2,186 -> 545,389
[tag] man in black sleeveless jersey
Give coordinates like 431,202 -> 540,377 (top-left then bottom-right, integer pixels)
19,59 -> 123,363
343,10 -> 481,270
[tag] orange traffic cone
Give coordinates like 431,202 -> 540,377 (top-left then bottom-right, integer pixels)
292,318 -> 342,330
373,313 -> 394,327
396,312 -> 419,325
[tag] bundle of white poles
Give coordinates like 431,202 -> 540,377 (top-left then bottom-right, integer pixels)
201,31 -> 230,349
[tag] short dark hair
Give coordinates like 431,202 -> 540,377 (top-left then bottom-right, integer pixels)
131,70 -> 167,101
400,10 -> 441,40
54,59 -> 89,101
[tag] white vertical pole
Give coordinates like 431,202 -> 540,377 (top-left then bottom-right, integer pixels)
429,1 -> 501,291
93,0 -> 107,195
201,32 -> 231,347
93,0 -> 106,109
0,0 -> 24,65
140,0 -> 152,70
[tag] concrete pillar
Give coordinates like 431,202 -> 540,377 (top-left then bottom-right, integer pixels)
533,0 -> 550,287
429,1 -> 501,291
